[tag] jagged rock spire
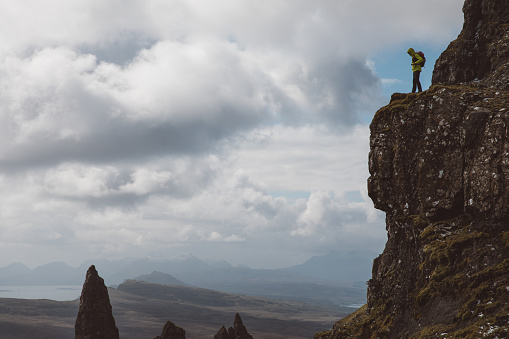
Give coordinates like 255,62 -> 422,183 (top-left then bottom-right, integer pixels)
75,265 -> 119,339
153,320 -> 186,339
214,313 -> 253,339
232,313 -> 253,339
213,326 -> 230,339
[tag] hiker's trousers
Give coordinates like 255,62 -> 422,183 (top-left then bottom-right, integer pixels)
412,71 -> 422,93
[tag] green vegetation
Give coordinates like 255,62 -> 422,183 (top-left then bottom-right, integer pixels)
372,85 -> 509,134
413,218 -> 509,337
317,216 -> 509,339
412,214 -> 429,229
372,91 -> 426,127
502,231 -> 509,249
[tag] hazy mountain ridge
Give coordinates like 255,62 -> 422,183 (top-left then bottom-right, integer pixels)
284,250 -> 378,282
133,271 -> 191,287
132,271 -> 365,308
0,251 -> 374,285
0,255 -> 263,286
0,252 -> 371,307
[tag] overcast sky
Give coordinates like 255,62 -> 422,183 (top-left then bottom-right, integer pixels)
0,0 -> 464,269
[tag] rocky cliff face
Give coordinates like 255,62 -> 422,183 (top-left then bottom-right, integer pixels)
316,0 -> 509,338
433,0 -> 509,88
75,265 -> 119,339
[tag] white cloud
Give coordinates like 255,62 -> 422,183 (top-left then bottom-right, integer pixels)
294,191 -> 335,236
0,0 -> 464,267
381,78 -> 403,86
43,164 -> 119,198
119,168 -> 174,195
229,124 -> 371,192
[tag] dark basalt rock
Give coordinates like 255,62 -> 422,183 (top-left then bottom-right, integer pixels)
75,265 -> 119,339
214,313 -> 254,339
153,320 -> 186,339
213,326 -> 230,339
433,0 -> 509,88
232,313 -> 253,339
315,0 -> 509,338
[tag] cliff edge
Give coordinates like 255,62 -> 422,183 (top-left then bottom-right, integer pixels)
316,0 -> 509,337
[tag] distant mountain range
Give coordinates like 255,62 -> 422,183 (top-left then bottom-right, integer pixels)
133,271 -> 191,287
131,270 -> 366,307
284,250 -> 378,282
0,251 -> 378,306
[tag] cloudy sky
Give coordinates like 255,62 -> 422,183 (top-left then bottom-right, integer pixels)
0,0 -> 464,269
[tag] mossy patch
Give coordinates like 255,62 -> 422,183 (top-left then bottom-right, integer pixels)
415,218 -> 509,332
502,231 -> 509,249
412,214 -> 429,229
372,91 -> 427,127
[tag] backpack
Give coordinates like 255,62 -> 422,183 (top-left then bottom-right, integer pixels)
417,51 -> 426,67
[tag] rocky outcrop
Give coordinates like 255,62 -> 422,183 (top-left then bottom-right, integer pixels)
214,313 -> 254,339
153,321 -> 186,339
214,326 -> 232,339
75,265 -> 119,339
433,0 -> 509,89
316,0 -> 509,338
232,313 -> 254,339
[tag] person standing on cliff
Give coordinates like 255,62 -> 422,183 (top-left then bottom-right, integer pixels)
407,48 -> 423,93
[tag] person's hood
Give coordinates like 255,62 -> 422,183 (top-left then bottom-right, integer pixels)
407,48 -> 416,56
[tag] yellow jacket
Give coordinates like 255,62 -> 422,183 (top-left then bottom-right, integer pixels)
407,48 -> 424,72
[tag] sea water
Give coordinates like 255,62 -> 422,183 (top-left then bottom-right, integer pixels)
0,285 -> 82,301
